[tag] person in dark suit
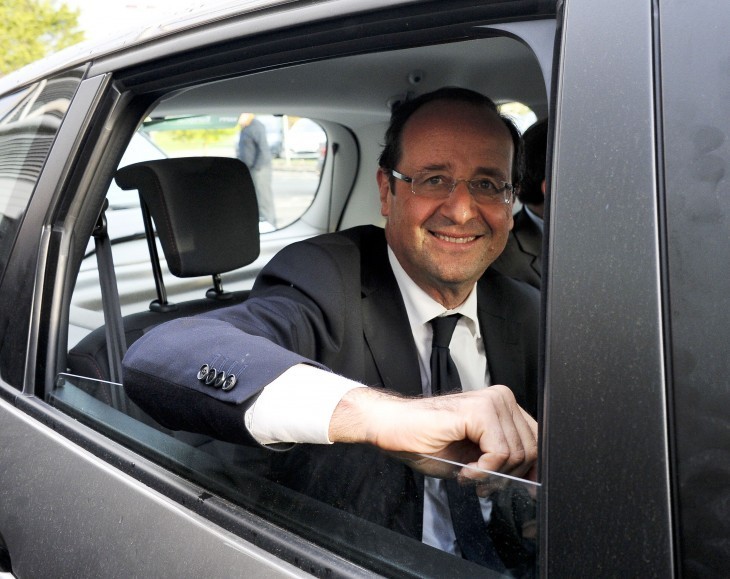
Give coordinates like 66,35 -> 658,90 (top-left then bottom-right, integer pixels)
123,87 -> 539,570
490,119 -> 548,288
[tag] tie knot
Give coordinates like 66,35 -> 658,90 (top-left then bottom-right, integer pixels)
430,314 -> 461,349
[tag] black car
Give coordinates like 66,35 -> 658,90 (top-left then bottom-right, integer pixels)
0,0 -> 727,577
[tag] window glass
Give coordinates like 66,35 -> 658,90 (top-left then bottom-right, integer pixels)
498,102 -> 537,134
117,114 -> 326,231
51,372 -> 538,577
0,73 -> 80,282
68,115 -> 326,349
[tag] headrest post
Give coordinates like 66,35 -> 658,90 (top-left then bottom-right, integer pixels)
140,196 -> 177,312
206,273 -> 233,301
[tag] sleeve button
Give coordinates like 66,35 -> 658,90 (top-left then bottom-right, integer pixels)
222,374 -> 237,391
213,371 -> 227,388
197,364 -> 210,381
205,368 -> 218,385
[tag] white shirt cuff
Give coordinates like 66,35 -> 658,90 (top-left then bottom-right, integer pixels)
244,364 -> 365,445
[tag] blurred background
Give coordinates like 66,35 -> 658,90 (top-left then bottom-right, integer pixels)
0,0 -> 232,76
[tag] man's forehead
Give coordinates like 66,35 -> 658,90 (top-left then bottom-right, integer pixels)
400,100 -> 514,165
403,101 -> 511,145
407,98 -> 504,126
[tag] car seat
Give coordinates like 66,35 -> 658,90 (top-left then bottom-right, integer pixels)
68,157 -> 260,385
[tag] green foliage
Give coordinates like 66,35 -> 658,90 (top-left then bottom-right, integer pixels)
0,0 -> 84,76
151,128 -> 238,152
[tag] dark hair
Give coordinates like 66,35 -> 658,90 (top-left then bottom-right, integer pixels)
377,87 -> 524,187
516,118 -> 548,206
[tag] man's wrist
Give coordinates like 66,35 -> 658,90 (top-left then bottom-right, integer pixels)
328,387 -> 398,446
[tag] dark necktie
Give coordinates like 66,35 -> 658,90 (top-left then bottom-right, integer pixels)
429,314 -> 463,395
429,315 -> 506,570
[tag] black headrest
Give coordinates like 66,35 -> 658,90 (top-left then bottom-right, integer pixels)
115,157 -> 260,277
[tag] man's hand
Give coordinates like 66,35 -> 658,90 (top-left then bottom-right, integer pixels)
328,385 -> 537,481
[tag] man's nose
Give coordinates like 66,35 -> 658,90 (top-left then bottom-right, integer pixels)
440,181 -> 478,224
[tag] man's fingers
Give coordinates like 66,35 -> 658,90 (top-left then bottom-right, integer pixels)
467,386 -> 537,478
505,405 -> 538,477
358,385 -> 538,482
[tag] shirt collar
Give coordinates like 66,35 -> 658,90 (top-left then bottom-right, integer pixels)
523,204 -> 544,234
387,246 -> 480,339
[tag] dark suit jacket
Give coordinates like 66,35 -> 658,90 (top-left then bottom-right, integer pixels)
490,208 -> 542,289
122,224 -> 539,539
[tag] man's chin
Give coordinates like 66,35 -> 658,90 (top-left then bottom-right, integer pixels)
431,266 -> 484,290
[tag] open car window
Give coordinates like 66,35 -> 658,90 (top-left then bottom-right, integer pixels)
59,20 -> 548,578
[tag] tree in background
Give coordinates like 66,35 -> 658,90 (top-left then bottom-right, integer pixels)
0,0 -> 84,76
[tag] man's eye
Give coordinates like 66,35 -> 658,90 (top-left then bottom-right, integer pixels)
472,179 -> 496,190
420,175 -> 446,187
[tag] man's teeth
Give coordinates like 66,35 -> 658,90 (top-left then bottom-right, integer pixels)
433,233 -> 476,243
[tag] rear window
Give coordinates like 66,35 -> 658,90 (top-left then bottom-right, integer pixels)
0,72 -> 81,282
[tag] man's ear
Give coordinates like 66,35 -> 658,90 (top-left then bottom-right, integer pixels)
541,179 -> 547,198
377,168 -> 392,217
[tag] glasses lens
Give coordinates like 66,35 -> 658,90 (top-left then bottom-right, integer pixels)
410,171 -> 513,204
412,173 -> 453,198
467,179 -> 503,204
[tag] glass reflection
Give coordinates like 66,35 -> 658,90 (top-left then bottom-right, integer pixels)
52,373 -> 537,578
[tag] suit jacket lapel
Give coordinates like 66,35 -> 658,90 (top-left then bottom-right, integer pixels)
477,270 -> 528,404
359,227 -> 423,397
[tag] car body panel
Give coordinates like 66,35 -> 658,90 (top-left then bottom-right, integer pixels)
0,395 -> 314,578
659,1 -> 730,575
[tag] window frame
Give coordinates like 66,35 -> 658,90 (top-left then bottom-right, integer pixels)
540,0 -> 674,575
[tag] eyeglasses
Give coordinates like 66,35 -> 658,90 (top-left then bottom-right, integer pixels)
390,169 -> 516,205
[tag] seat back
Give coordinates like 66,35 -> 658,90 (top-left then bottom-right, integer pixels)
69,157 -> 260,382
115,156 -> 260,279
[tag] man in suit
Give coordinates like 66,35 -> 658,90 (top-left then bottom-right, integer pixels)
123,87 -> 539,570
491,119 -> 548,288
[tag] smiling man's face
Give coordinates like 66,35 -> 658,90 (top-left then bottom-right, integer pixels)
378,99 -> 515,308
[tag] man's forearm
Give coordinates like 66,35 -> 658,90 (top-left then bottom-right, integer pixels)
328,385 -> 538,480
244,363 -> 537,480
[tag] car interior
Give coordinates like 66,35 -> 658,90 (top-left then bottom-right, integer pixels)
54,20 -> 552,577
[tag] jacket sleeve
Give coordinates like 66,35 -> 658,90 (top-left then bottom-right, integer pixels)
121,234 -> 360,444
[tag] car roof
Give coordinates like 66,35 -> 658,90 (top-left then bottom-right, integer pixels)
150,34 -> 548,132
0,0 -> 297,92
1,3 -> 552,129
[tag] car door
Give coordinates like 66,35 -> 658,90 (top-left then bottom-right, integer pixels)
2,0 -> 727,577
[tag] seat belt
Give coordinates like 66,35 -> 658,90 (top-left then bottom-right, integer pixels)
92,200 -> 127,396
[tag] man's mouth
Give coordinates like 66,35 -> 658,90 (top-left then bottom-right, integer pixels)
431,232 -> 480,244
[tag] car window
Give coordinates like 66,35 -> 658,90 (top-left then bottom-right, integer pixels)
498,101 -> 538,134
118,113 -> 326,231
0,72 -> 81,284
59,23 -> 547,578
69,114 -> 330,350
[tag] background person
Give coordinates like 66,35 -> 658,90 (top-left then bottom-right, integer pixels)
236,112 -> 276,226
491,118 -> 548,288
